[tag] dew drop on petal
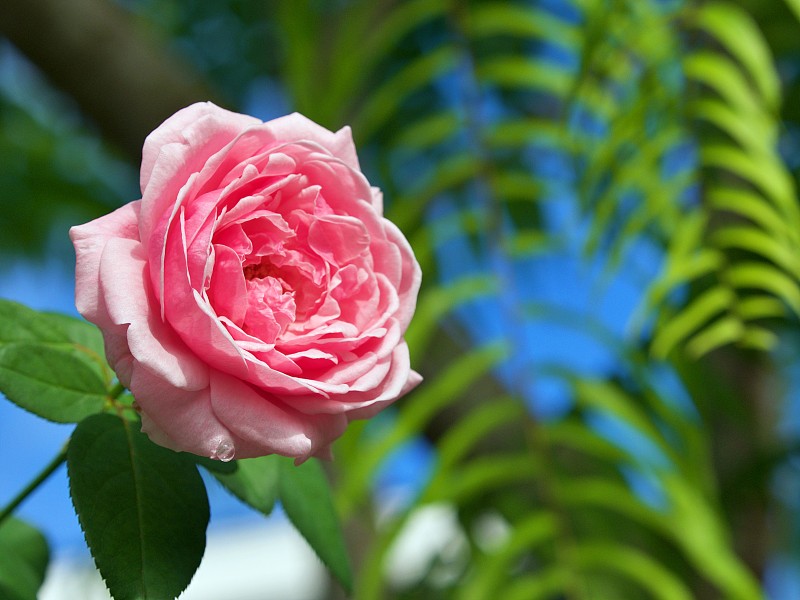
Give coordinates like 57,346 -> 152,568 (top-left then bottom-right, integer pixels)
211,439 -> 236,462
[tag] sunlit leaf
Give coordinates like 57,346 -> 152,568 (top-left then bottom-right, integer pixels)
0,342 -> 108,423
211,456 -> 280,516
279,458 -> 352,593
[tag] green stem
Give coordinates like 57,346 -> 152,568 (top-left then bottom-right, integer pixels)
0,444 -> 68,527
109,381 -> 126,399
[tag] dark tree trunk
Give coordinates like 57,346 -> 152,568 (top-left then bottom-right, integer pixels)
0,0 -> 221,160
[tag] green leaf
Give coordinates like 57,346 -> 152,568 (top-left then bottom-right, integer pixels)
67,414 -> 209,600
486,118 -> 568,149
693,2 -> 780,110
431,454 -> 542,504
332,0 -> 448,115
353,46 -> 458,143
278,458 -> 353,593
736,296 -> 787,321
701,144 -> 798,221
651,287 -> 735,359
574,380 -> 674,463
785,0 -> 800,22
685,316 -> 744,358
663,475 -> 763,600
501,568 -> 570,600
555,478 -> 667,533
404,276 -> 496,358
726,261 -> 800,317
690,98 -> 774,155
683,52 -> 762,118
739,325 -> 778,352
0,342 -> 108,422
458,512 -> 560,600
571,543 -> 693,600
338,343 -> 507,514
476,57 -> 572,97
465,3 -> 580,48
543,420 -> 632,464
706,193 -> 799,267
39,312 -> 107,365
390,110 -> 461,151
707,187 -> 795,244
0,299 -> 73,345
0,300 -> 111,384
211,456 -> 280,516
0,518 -> 49,600
436,397 -> 526,470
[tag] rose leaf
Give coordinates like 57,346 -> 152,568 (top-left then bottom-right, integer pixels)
0,342 -> 108,423
67,414 -> 210,600
38,312 -> 109,377
0,299 -> 68,345
278,458 -> 353,593
0,299 -> 111,386
208,455 -> 280,516
0,517 -> 50,600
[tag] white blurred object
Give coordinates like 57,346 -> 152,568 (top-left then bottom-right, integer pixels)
39,503 -> 472,599
39,518 -> 328,600
384,504 -> 467,589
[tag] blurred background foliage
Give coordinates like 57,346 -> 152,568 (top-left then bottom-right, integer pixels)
3,0 -> 800,598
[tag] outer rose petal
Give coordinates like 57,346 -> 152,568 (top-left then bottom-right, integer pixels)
267,113 -> 360,171
70,201 -> 141,328
132,363 -> 234,459
382,220 -> 423,331
348,369 -> 423,420
101,329 -> 134,387
209,371 -> 348,461
98,237 -> 209,390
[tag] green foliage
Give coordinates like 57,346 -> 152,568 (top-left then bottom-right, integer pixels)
260,0 -> 798,596
646,0 -> 800,358
334,366 -> 762,598
210,455 -> 280,516
67,414 -> 210,600
0,95 -> 133,260
207,453 -> 353,591
0,518 -> 49,600
0,299 -> 111,421
205,452 -> 355,591
279,458 -> 353,593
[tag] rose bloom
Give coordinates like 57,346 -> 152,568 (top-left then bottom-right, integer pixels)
71,102 -> 421,462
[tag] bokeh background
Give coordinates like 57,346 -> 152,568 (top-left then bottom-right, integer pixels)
3,0 -> 800,598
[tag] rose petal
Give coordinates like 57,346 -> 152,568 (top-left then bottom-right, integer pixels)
70,201 -> 141,329
208,244 -> 248,325
267,113 -> 360,170
132,363 -> 234,458
308,215 -> 371,265
98,237 -> 209,390
209,371 -> 347,460
140,103 -> 260,247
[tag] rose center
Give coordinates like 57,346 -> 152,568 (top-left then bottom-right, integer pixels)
243,261 -> 277,281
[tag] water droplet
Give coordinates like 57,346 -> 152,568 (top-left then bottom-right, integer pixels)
211,439 -> 236,462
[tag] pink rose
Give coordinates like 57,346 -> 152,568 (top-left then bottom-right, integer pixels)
70,102 -> 421,462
